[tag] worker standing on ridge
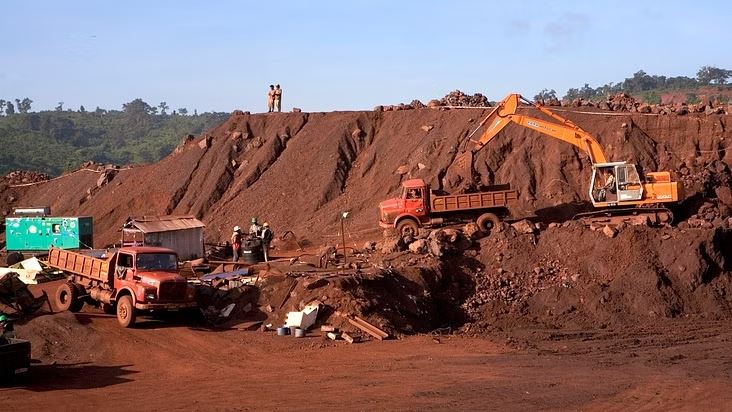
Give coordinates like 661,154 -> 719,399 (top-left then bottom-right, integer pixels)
267,85 -> 275,112
274,84 -> 282,112
249,217 -> 262,237
260,222 -> 274,262
231,226 -> 243,262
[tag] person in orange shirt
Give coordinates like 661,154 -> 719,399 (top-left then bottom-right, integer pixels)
274,84 -> 282,112
267,85 -> 275,112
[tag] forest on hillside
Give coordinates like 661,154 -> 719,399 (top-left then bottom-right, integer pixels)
0,98 -> 228,176
533,66 -> 732,104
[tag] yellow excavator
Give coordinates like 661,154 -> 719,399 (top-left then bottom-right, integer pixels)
457,93 -> 681,224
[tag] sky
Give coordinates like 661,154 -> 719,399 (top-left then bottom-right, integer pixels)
2,1 -> 731,113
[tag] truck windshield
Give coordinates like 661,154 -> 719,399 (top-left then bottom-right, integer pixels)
136,253 -> 178,271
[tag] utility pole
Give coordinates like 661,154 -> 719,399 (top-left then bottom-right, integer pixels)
340,211 -> 349,265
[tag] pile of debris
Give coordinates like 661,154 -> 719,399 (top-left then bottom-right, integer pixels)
0,271 -> 51,316
193,264 -> 260,325
561,92 -> 731,115
678,160 -> 732,228
439,90 -> 490,107
2,170 -> 50,186
462,257 -> 578,319
379,225 -> 481,259
685,201 -> 732,228
375,90 -> 490,112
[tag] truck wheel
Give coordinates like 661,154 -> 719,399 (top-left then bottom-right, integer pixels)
396,219 -> 419,238
56,283 -> 83,312
116,295 -> 136,328
477,213 -> 501,234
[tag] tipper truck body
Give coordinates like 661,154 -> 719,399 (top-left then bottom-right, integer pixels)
47,246 -> 197,327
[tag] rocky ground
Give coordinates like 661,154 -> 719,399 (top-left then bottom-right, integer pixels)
2,103 -> 732,408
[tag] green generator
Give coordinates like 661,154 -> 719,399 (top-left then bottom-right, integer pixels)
5,216 -> 93,251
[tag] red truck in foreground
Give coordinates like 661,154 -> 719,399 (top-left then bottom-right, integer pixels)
379,179 -> 518,237
48,247 -> 197,327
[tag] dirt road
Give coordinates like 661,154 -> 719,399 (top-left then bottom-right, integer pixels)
2,305 -> 730,411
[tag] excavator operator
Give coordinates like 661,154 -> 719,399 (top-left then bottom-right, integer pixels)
597,170 -> 616,202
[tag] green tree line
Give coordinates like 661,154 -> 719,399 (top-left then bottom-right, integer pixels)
550,66 -> 732,102
0,98 -> 228,176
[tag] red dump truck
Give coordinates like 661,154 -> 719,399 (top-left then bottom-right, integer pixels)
379,179 -> 518,237
48,247 -> 197,327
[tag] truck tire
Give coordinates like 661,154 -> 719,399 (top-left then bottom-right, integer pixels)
55,282 -> 84,312
476,213 -> 500,234
116,295 -> 136,328
396,219 -> 419,238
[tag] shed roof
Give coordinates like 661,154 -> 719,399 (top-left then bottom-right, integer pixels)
125,215 -> 205,233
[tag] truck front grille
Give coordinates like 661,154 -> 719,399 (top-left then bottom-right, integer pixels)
158,281 -> 187,301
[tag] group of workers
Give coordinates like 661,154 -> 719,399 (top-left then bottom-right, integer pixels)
267,84 -> 283,113
231,217 -> 274,262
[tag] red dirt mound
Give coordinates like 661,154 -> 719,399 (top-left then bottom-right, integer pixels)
4,109 -> 731,248
463,225 -> 732,330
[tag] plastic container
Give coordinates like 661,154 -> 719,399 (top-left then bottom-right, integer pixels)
294,328 -> 306,338
276,327 -> 289,336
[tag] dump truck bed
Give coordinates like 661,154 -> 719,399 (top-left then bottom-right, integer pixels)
431,189 -> 519,213
47,248 -> 112,283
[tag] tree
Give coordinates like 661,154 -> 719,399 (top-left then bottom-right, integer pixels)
178,108 -> 188,115
94,106 -> 106,116
122,98 -> 154,115
534,89 -> 557,102
0,99 -> 5,116
697,66 -> 732,85
55,102 -> 64,111
158,101 -> 169,115
5,101 -> 15,115
18,98 -> 32,113
79,105 -> 86,113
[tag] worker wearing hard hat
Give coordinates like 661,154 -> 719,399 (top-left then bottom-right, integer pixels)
231,226 -> 243,262
260,222 -> 274,262
249,217 -> 262,237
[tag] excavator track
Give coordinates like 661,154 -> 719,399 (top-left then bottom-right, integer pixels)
572,207 -> 673,227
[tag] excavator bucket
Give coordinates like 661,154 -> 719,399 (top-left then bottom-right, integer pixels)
444,149 -> 477,193
451,150 -> 474,183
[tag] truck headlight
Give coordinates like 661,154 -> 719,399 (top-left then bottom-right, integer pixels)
145,293 -> 157,301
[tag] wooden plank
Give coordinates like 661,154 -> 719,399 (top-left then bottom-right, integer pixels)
354,316 -> 388,339
347,316 -> 388,340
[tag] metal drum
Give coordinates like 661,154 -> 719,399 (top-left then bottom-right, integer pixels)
240,237 -> 264,264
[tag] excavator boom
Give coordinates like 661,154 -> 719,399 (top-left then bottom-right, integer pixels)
469,94 -> 607,164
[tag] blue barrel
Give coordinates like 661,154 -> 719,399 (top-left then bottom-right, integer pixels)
276,327 -> 289,336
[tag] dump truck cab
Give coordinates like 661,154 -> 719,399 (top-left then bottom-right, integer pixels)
379,179 -> 431,229
111,247 -> 194,308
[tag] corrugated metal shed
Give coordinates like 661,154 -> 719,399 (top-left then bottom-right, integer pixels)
131,216 -> 205,233
122,215 -> 205,260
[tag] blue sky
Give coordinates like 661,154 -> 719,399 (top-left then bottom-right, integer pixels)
2,1 -> 730,113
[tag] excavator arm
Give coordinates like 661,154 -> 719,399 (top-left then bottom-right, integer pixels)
467,94 -> 608,164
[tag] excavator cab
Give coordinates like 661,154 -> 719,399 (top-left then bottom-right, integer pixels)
590,162 -> 644,205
